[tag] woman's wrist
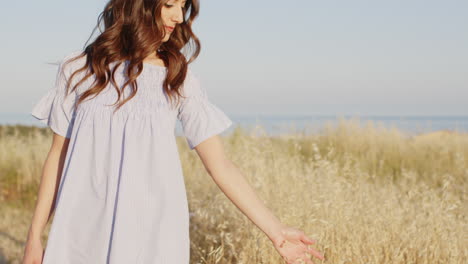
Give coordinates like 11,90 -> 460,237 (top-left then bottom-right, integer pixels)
27,226 -> 43,241
266,221 -> 287,244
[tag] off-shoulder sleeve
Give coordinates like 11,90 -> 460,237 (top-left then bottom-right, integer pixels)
177,69 -> 233,150
31,54 -> 78,138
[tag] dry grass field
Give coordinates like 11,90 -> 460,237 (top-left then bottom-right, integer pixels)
0,117 -> 467,264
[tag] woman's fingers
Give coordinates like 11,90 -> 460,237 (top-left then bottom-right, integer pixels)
274,225 -> 325,263
295,237 -> 325,261
306,245 -> 325,260
300,232 -> 317,245
298,234 -> 324,261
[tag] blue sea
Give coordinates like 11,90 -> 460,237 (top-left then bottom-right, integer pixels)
233,114 -> 468,135
1,112 -> 467,136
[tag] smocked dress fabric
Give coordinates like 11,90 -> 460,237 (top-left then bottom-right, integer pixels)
30,50 -> 233,264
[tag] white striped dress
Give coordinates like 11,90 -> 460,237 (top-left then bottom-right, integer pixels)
31,50 -> 233,263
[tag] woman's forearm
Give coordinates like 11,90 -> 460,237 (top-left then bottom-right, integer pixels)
207,159 -> 284,241
27,140 -> 67,241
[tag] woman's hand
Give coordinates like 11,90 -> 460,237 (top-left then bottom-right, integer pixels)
270,224 -> 325,264
22,237 -> 44,264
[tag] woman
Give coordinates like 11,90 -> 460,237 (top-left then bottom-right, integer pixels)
22,0 -> 325,263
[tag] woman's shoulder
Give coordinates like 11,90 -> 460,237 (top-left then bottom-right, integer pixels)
61,50 -> 87,71
181,66 -> 205,97
63,49 -> 85,60
51,50 -> 87,80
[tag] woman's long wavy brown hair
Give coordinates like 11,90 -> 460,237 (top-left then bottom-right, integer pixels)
61,0 -> 200,112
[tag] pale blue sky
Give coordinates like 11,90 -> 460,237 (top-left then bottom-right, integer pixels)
1,0 -> 467,116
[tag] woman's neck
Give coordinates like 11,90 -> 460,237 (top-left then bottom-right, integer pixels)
142,55 -> 166,67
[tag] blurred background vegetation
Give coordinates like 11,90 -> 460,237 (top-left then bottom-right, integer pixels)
0,118 -> 467,263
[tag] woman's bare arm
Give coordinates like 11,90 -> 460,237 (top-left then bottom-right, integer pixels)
195,137 -> 284,239
26,132 -> 69,241
193,135 -> 324,263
